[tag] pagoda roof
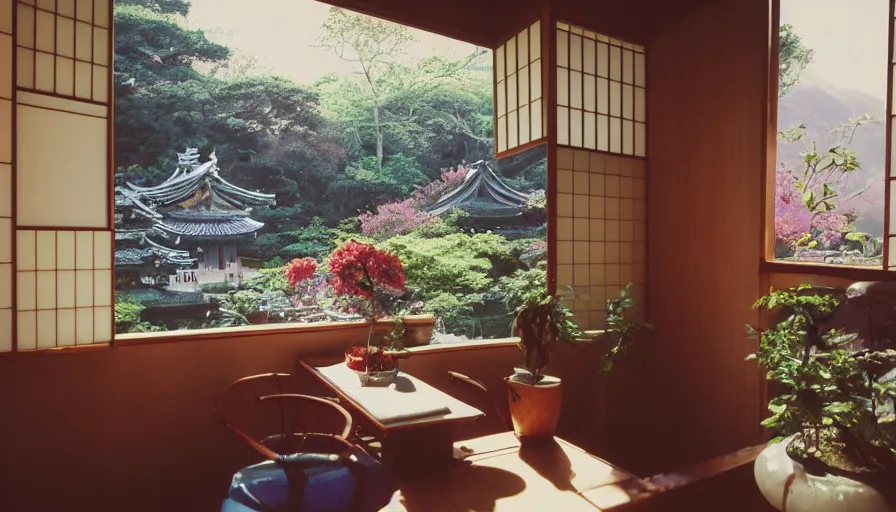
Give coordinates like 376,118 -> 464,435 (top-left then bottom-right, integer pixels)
114,232 -> 195,268
124,151 -> 275,209
155,215 -> 265,238
425,161 -> 532,217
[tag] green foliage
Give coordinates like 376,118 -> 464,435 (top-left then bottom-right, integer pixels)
495,261 -> 548,314
279,217 -> 337,259
200,282 -> 235,294
221,290 -> 264,316
511,286 -> 583,382
601,283 -> 652,372
242,266 -> 291,295
746,285 -> 896,474
779,24 -> 815,98
114,294 -> 165,333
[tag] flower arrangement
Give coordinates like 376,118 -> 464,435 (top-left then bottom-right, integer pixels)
328,240 -> 410,383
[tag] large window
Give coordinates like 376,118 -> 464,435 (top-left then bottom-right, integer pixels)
112,0 -> 546,342
771,0 -> 889,268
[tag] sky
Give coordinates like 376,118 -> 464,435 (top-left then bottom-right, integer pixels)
186,0 -> 484,85
780,0 -> 889,100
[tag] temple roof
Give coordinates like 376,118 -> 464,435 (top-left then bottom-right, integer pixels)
125,151 -> 275,209
114,231 -> 195,268
425,161 -> 532,217
155,215 -> 265,238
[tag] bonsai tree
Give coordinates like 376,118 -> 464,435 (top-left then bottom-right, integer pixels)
746,284 -> 896,479
510,288 -> 584,385
601,282 -> 652,372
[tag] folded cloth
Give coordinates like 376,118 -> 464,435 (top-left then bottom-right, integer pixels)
317,364 -> 451,425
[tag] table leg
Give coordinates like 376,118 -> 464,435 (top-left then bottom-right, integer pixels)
383,423 -> 456,474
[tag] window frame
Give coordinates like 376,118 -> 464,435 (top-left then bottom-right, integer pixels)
762,0 -> 896,280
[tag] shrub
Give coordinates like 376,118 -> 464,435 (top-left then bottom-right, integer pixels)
359,199 -> 435,239
412,167 -> 468,206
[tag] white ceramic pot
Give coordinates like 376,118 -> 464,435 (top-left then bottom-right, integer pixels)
754,437 -> 890,512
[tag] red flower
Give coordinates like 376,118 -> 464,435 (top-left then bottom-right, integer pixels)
328,241 -> 405,301
345,346 -> 396,372
285,258 -> 318,288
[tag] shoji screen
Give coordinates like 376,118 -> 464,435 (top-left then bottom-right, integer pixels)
553,22 -> 648,327
555,22 -> 646,157
495,20 -> 547,155
4,0 -> 113,351
1,0 -> 12,350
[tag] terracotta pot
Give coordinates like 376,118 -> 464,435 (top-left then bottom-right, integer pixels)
401,314 -> 436,347
754,437 -> 891,512
245,311 -> 269,325
505,375 -> 563,444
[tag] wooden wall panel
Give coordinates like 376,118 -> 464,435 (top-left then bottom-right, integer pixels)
0,0 -> 11,352
626,0 -> 767,469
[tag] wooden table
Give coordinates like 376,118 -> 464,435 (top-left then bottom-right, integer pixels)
381,432 -> 646,511
299,361 -> 484,472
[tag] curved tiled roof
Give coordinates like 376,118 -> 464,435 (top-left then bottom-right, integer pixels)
426,161 -> 532,217
156,216 -> 265,238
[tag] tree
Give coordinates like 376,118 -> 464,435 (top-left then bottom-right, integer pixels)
779,24 -> 814,98
316,7 -> 486,172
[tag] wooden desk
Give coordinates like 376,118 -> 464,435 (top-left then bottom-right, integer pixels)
299,361 -> 484,471
382,432 -> 645,511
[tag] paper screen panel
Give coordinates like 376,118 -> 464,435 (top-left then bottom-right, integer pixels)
555,148 -> 646,329
14,0 -> 110,103
495,19 -> 546,155
555,22 -> 646,157
15,229 -> 113,348
0,8 -> 9,352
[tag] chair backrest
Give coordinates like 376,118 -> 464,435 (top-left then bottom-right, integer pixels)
447,371 -> 511,437
215,373 -> 354,458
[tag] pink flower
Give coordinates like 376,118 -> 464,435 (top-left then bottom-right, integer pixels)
328,241 -> 406,307
359,199 -> 434,238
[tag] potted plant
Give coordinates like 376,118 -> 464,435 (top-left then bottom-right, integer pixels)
506,288 -> 584,444
328,240 -> 411,386
600,282 -> 652,373
747,283 -> 896,512
223,290 -> 268,325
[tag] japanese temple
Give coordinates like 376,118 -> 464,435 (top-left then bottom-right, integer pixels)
425,160 -> 538,228
123,148 -> 277,271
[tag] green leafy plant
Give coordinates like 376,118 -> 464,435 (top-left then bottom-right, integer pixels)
601,282 -> 652,372
221,290 -> 264,317
746,284 -> 896,477
510,287 -> 584,384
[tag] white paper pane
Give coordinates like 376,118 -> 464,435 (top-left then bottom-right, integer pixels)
892,117 -> 896,177
597,42 -> 609,78
557,67 -> 569,106
622,49 -> 634,84
597,77 -> 609,115
497,115 -> 507,152
558,106 -> 569,145
519,65 -> 529,107
496,45 -> 505,81
532,98 -> 543,140
508,110 -> 518,148
598,115 -> 609,151
635,122 -> 646,157
497,80 -> 506,116
634,87 -> 646,122
584,112 -> 596,150
584,74 -> 595,112
518,28 -> 529,68
507,36 -> 517,73
570,34 -> 582,71
622,120 -> 634,155
610,117 -> 622,153
570,70 -> 582,109
583,39 -> 596,75
634,53 -> 646,87
530,58 -> 542,100
609,45 -> 621,81
623,84 -> 634,119
557,29 -> 568,68
610,80 -> 622,117
508,72 -> 518,112
890,238 -> 896,267
530,21 -> 541,62
519,104 -> 531,146
570,108 -> 583,147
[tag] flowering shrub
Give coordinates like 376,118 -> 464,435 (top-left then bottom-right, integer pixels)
285,257 -> 318,288
775,169 -> 853,252
328,240 -> 406,306
413,167 -> 468,206
359,198 -> 434,239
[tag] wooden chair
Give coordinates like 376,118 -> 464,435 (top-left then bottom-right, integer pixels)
447,371 -> 511,435
214,373 -> 354,456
